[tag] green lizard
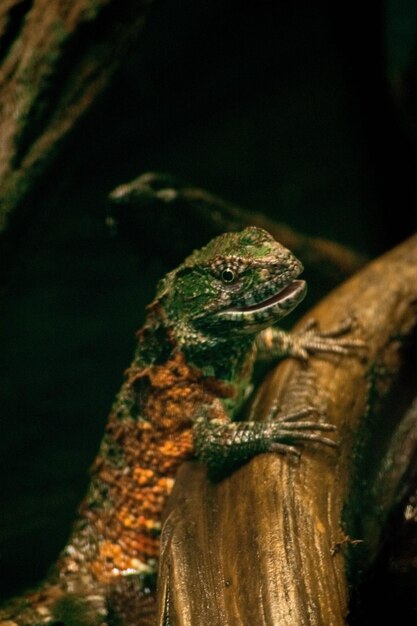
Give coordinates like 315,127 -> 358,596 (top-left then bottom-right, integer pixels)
0,226 -> 361,626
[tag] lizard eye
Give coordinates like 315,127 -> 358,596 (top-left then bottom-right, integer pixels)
221,268 -> 236,283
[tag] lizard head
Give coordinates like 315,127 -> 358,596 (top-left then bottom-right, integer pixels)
154,226 -> 306,342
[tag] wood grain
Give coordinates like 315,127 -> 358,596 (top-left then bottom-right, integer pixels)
157,233 -> 417,625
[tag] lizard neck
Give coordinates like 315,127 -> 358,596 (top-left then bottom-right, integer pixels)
137,302 -> 256,385
181,335 -> 255,383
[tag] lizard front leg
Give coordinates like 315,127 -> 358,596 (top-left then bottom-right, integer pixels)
193,410 -> 337,478
255,317 -> 365,362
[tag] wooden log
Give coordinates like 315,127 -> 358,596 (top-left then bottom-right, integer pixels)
157,233 -> 417,625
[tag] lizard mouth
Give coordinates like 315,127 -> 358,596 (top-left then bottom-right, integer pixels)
216,279 -> 307,330
232,279 -> 306,313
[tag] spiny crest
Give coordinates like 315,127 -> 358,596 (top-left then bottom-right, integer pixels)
182,226 -> 276,268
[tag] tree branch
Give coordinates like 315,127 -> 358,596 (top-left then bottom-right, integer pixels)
0,0 -> 152,252
109,172 -> 367,284
157,233 -> 417,625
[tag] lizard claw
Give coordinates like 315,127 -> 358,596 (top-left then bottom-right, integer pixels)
268,406 -> 338,454
291,315 -> 366,360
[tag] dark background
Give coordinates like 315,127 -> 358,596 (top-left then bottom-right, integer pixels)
1,1 -> 417,621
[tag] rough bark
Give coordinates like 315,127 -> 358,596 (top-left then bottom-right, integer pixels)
157,233 -> 417,625
109,172 -> 367,284
0,0 -> 152,247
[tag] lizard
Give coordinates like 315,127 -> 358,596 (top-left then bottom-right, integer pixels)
0,226 -> 362,626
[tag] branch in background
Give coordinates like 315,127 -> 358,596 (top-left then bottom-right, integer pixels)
0,0 -> 153,256
350,395 -> 417,619
157,233 -> 417,625
109,172 -> 367,284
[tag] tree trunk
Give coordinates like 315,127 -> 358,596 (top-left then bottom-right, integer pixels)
157,233 -> 417,625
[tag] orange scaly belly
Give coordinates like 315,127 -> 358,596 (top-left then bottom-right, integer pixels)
62,352 -> 232,585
